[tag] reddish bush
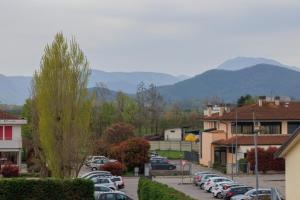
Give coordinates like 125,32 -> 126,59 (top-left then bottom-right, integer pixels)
109,137 -> 150,171
247,147 -> 285,173
100,161 -> 125,176
103,123 -> 135,144
1,164 -> 19,177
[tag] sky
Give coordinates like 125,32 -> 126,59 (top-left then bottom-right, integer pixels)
1,0 -> 300,76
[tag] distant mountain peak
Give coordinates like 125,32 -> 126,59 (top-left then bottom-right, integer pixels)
217,56 -> 286,71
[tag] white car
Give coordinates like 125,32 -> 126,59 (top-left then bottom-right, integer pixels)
93,178 -> 117,190
231,188 -> 271,200
111,176 -> 125,189
204,177 -> 233,192
80,171 -> 112,179
94,185 -> 124,199
212,182 -> 243,199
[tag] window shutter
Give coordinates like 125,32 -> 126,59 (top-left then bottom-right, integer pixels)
0,126 -> 3,140
5,126 -> 12,140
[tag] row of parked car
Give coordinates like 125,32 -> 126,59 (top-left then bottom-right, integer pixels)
79,171 -> 132,200
193,171 -> 280,200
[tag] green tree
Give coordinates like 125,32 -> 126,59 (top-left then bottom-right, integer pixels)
237,94 -> 256,107
33,33 -> 93,178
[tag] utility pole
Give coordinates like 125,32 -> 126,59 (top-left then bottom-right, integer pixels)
253,111 -> 259,200
235,111 -> 238,174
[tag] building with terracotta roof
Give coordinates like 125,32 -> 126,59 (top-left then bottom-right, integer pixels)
0,110 -> 27,169
276,127 -> 300,200
200,97 -> 295,172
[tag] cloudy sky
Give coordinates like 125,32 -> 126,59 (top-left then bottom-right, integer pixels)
1,0 -> 300,76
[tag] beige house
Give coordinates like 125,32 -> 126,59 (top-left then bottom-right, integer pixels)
277,127 -> 300,200
200,97 -> 297,170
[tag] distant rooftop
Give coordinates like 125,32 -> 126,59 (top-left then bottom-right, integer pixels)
0,110 -> 20,120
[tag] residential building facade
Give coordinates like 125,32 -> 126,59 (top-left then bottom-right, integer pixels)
200,97 -> 296,171
0,111 -> 27,169
277,127 -> 300,200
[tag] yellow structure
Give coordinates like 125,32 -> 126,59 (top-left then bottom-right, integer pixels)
185,134 -> 197,142
277,127 -> 300,200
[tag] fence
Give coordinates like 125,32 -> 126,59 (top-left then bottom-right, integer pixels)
184,151 -> 199,163
149,141 -> 200,152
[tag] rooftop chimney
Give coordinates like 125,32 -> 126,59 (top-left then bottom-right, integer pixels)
219,106 -> 225,116
258,96 -> 266,107
275,96 -> 280,106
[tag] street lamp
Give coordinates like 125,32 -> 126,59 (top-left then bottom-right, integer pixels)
253,111 -> 260,200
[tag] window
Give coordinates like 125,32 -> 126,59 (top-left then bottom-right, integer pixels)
288,122 -> 300,134
0,126 -> 3,140
232,122 -> 253,134
4,126 -> 12,140
260,122 -> 281,134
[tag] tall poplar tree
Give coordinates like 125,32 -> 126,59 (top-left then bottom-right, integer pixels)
33,33 -> 92,178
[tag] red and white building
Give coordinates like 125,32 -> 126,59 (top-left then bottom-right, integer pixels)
0,111 -> 26,169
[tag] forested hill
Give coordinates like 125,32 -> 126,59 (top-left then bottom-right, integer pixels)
158,64 -> 300,102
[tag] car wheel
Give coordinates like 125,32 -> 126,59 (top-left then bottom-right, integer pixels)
216,193 -> 222,199
168,166 -> 173,170
92,167 -> 97,171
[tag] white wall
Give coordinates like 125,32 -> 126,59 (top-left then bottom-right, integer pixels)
164,128 -> 182,141
0,125 -> 22,149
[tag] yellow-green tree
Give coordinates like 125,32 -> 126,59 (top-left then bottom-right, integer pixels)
33,33 -> 92,178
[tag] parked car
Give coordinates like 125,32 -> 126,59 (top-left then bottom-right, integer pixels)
223,186 -> 254,200
204,177 -> 233,192
193,171 -> 214,185
94,185 -> 124,199
111,176 -> 125,189
231,188 -> 271,200
150,156 -> 167,161
90,159 -> 109,171
211,182 -> 243,199
94,178 -> 117,190
85,156 -> 108,166
81,171 -> 112,179
197,174 -> 219,189
97,192 -> 133,200
150,151 -> 159,157
150,159 -> 176,170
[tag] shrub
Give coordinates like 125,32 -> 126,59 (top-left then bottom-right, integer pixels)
0,178 -> 94,200
110,137 -> 150,171
103,122 -> 135,144
138,177 -> 195,200
1,165 -> 19,177
100,161 -> 125,176
247,147 -> 285,173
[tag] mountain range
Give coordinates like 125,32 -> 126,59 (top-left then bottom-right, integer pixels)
158,64 -> 300,102
2,57 -> 300,105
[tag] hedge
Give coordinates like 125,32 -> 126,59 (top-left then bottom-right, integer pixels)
138,177 -> 196,200
0,178 -> 94,200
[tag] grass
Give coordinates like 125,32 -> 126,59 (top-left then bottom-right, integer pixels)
155,150 -> 184,160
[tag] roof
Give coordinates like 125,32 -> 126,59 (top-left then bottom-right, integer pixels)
276,127 -> 300,158
0,111 -> 20,120
204,102 -> 300,121
212,135 -> 290,146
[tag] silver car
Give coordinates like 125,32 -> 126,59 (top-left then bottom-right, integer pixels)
231,188 -> 271,200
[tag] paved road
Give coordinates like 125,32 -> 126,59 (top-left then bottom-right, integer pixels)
121,177 -> 139,200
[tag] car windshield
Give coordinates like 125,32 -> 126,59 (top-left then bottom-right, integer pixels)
112,177 -> 121,181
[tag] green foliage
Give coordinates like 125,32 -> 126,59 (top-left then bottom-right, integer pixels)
138,177 -> 195,200
33,33 -> 93,178
155,150 -> 184,160
212,163 -> 226,174
237,94 -> 256,107
21,99 -> 33,139
0,178 -> 94,200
